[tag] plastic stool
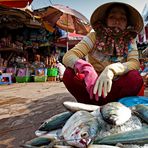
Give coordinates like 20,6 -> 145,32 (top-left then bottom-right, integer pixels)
0,73 -> 12,85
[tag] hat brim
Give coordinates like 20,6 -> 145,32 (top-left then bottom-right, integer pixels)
90,2 -> 144,33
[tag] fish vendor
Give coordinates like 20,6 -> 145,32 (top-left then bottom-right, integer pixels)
62,2 -> 144,105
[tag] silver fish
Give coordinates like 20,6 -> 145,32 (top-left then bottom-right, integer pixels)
61,110 -> 99,148
35,128 -> 62,138
53,144 -> 120,148
94,126 -> 148,145
63,101 -> 99,112
88,144 -> 120,148
62,102 -> 144,146
26,102 -> 148,147
131,104 -> 148,124
38,111 -> 73,131
100,102 -> 132,125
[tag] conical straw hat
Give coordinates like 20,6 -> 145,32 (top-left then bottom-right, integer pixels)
90,2 -> 144,33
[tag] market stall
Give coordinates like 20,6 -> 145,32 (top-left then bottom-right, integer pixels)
0,5 -> 60,84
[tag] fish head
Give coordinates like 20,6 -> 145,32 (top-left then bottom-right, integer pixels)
38,120 -> 49,131
63,118 -> 98,148
100,102 -> 131,125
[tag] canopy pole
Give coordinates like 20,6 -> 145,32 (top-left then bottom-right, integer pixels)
66,13 -> 69,52
66,39 -> 69,52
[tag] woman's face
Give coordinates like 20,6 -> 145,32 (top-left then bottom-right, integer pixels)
106,7 -> 127,30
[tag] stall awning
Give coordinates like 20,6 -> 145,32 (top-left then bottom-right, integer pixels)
0,0 -> 33,8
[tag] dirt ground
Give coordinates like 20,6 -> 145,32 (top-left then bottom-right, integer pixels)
0,82 -> 147,148
0,82 -> 76,148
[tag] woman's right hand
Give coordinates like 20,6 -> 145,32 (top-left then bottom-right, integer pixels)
74,59 -> 99,101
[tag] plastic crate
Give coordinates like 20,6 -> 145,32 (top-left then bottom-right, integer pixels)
34,76 -> 47,82
15,76 -> 31,83
47,68 -> 58,77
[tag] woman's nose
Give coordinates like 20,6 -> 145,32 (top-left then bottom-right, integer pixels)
114,18 -> 120,24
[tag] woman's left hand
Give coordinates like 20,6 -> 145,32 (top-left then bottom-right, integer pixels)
93,62 -> 125,98
93,67 -> 114,98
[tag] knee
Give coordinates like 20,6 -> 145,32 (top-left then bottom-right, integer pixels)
127,70 -> 142,80
127,70 -> 143,84
63,67 -> 75,82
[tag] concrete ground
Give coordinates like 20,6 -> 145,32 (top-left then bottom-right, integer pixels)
0,82 -> 147,148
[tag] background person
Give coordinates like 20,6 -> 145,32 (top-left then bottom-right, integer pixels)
32,54 -> 45,68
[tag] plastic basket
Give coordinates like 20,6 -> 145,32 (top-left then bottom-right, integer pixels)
34,76 -> 47,82
47,68 -> 58,77
118,96 -> 148,107
15,76 -> 31,83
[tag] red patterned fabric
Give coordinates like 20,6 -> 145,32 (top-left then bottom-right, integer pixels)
94,22 -> 137,56
63,68 -> 143,105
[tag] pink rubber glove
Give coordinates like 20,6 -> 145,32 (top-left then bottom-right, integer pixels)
74,59 -> 99,101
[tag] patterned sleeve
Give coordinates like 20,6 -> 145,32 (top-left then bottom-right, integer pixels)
123,38 -> 140,72
62,32 -> 96,68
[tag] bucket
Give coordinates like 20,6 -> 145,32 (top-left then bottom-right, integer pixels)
47,68 -> 58,77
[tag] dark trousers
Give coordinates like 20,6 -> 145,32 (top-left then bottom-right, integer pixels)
63,68 -> 144,105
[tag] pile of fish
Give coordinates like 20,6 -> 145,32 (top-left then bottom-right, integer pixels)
22,101 -> 148,148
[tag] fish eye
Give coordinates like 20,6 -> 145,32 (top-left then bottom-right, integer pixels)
81,132 -> 88,138
43,122 -> 47,125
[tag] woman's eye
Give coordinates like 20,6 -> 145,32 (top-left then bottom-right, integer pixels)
108,16 -> 114,19
120,17 -> 127,22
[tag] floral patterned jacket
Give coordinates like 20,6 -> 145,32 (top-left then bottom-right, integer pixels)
63,31 -> 140,74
